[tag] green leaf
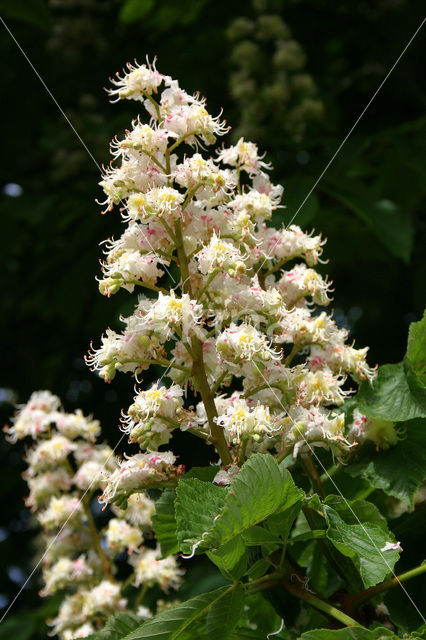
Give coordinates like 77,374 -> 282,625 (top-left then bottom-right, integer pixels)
324,496 -> 388,532
175,479 -> 227,555
405,311 -> 426,390
205,458 -> 303,549
299,626 -> 398,639
241,526 -> 282,546
357,362 -> 426,421
207,536 -> 247,581
347,418 -> 426,507
119,0 -> 155,23
85,613 -> 145,639
324,506 -> 400,589
324,182 -> 414,262
123,586 -> 230,640
264,498 -> 304,541
175,455 -> 303,555
184,466 -> 221,482
152,488 -> 179,557
206,588 -> 244,640
0,616 -> 37,640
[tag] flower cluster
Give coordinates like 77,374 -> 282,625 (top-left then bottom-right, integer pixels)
5,391 -> 183,639
86,57 -> 378,496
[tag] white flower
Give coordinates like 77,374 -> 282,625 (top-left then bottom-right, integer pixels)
54,411 -> 101,442
112,492 -> 155,527
137,291 -> 202,339
85,326 -> 161,382
41,555 -> 92,596
63,622 -> 95,639
217,322 -> 281,364
228,190 -> 276,221
48,593 -> 85,636
26,435 -> 76,473
82,580 -> 127,616
38,495 -> 83,529
99,250 -> 166,295
129,547 -> 183,590
308,344 -> 377,383
73,460 -> 107,491
99,158 -> 167,210
217,138 -> 271,175
347,409 -> 398,449
195,231 -> 246,276
6,390 -> 60,442
113,120 -> 168,158
282,405 -> 350,458
174,154 -> 230,196
105,518 -> 143,553
126,384 -> 183,421
259,224 -> 325,266
292,366 -> 349,407
215,396 -> 280,443
25,468 -> 72,509
99,451 -> 177,505
277,263 -> 333,306
213,464 -> 239,485
109,58 -> 164,101
126,187 -> 184,221
164,100 -> 228,145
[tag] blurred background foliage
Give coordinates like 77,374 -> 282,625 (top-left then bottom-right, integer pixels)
0,0 -> 425,635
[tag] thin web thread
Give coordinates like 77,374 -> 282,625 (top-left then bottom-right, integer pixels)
251,360 -> 425,623
255,15 -> 426,275
0,360 -> 175,623
2,9 -> 425,627
0,15 -> 180,619
0,16 -> 176,283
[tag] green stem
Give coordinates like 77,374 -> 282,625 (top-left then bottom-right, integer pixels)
211,370 -> 228,395
143,92 -> 162,122
196,270 -> 219,303
82,499 -> 115,581
238,437 -> 248,466
348,562 -> 426,612
168,131 -> 197,154
140,150 -> 166,173
119,358 -> 190,374
264,258 -> 291,277
126,280 -> 169,295
281,577 -> 361,628
174,220 -> 232,465
134,584 -> 148,609
285,343 -> 301,366
300,455 -> 324,498
159,217 -> 178,243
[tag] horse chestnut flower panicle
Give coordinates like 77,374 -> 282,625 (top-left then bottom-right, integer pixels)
7,58 -> 386,639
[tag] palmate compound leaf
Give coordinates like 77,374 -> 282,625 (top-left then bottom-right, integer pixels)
175,454 -> 304,556
346,418 -> 426,507
324,506 -> 400,589
122,586 -> 232,640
